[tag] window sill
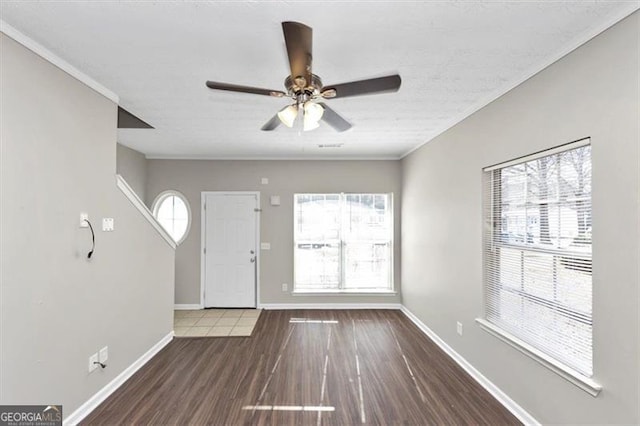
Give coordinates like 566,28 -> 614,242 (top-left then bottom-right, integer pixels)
475,318 -> 602,397
292,290 -> 397,296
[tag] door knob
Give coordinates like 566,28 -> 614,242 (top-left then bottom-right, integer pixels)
250,257 -> 256,263
250,250 -> 255,254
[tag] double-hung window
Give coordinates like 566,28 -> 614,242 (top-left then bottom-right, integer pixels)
482,139 -> 593,382
294,193 -> 393,293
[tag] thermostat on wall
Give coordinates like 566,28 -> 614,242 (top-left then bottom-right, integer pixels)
270,195 -> 281,206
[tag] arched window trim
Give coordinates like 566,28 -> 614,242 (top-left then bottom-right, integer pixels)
151,190 -> 191,245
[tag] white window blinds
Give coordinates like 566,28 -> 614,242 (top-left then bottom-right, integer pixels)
483,140 -> 592,377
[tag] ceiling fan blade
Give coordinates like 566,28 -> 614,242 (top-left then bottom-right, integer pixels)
318,103 -> 352,132
322,74 -> 401,99
282,21 -> 312,87
206,81 -> 286,97
261,114 -> 281,131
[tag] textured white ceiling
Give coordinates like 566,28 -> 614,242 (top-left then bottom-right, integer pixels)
1,2 -> 637,159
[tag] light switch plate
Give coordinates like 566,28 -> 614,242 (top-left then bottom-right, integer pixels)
456,321 -> 463,336
89,353 -> 98,372
99,346 -> 108,363
261,177 -> 269,185
260,242 -> 271,250
80,213 -> 89,228
270,195 -> 281,206
102,218 -> 114,232
282,283 -> 288,292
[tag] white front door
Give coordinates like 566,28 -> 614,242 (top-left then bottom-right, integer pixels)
203,193 -> 258,308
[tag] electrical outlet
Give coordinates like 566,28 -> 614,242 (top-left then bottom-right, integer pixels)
88,353 -> 99,372
456,321 -> 463,336
80,213 -> 89,228
99,346 -> 108,363
281,283 -> 288,292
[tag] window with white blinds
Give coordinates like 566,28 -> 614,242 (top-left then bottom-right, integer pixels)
483,140 -> 592,377
294,193 -> 393,292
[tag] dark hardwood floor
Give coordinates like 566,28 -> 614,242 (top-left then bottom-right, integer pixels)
82,310 -> 520,425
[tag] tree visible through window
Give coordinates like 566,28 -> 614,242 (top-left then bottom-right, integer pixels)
294,193 -> 393,292
484,141 -> 592,376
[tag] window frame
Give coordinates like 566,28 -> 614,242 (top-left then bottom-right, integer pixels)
292,192 -> 395,294
151,190 -> 192,245
477,138 -> 601,396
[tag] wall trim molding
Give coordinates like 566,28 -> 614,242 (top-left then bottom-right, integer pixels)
258,303 -> 402,310
150,190 -> 192,246
399,3 -> 640,159
0,19 -> 119,104
64,332 -> 174,425
400,306 -> 539,425
174,304 -> 204,310
145,155 -> 401,161
116,174 -> 176,249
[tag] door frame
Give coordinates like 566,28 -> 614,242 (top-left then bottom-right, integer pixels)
200,191 -> 261,308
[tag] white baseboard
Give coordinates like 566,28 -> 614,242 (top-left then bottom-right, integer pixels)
258,303 -> 401,310
174,303 -> 204,310
400,306 -> 539,425
64,331 -> 174,425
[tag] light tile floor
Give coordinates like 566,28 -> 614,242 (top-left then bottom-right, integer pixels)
174,309 -> 261,337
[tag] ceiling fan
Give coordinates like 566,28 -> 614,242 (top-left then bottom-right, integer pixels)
205,21 -> 402,132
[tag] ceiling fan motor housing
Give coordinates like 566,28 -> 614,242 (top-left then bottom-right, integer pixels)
285,74 -> 323,100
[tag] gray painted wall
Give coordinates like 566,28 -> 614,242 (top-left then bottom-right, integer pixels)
146,160 -> 402,306
116,143 -> 147,198
0,34 -> 175,416
401,12 -> 639,424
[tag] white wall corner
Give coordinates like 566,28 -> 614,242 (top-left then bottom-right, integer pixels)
0,19 -> 119,104
400,306 -> 540,426
63,331 -> 174,426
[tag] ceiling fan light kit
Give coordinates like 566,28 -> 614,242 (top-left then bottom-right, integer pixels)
303,101 -> 324,130
303,115 -> 320,132
277,104 -> 298,128
305,101 -> 324,120
205,21 -> 401,133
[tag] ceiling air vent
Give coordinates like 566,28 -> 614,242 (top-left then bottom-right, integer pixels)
318,143 -> 344,148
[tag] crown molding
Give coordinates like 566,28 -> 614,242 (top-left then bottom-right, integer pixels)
400,4 -> 640,159
1,19 -> 119,104
144,155 -> 401,161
